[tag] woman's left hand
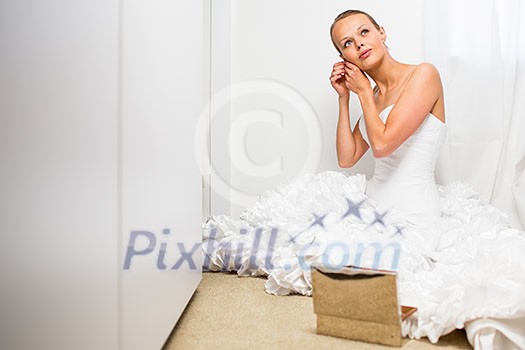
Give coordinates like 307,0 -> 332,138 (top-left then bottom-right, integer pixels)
343,62 -> 372,95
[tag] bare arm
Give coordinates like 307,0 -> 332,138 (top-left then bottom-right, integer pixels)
345,63 -> 443,158
331,61 -> 370,168
335,96 -> 370,167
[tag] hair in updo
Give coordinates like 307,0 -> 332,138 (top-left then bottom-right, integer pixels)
330,9 -> 382,54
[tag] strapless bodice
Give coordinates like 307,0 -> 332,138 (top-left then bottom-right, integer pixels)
359,105 -> 447,225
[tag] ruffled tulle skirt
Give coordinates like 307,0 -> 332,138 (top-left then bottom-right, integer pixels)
202,171 -> 525,347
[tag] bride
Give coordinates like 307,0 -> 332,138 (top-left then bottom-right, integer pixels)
203,9 -> 525,350
329,9 -> 446,227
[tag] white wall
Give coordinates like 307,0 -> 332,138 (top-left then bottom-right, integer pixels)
208,0 -> 425,216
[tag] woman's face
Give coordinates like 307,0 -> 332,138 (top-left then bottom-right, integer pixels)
331,14 -> 386,70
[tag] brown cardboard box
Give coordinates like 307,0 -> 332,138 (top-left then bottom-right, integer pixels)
311,265 -> 416,347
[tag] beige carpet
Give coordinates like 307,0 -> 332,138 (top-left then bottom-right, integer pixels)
164,272 -> 471,349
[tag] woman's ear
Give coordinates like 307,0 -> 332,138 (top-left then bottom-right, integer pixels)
380,26 -> 387,44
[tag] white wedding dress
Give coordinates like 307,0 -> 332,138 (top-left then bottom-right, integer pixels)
202,105 -> 525,349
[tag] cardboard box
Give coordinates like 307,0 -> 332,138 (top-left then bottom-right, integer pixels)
311,265 -> 416,347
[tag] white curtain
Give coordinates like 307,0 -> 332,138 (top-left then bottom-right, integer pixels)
423,0 -> 525,229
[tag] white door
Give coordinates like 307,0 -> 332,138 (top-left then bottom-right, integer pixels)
120,1 -> 204,349
0,0 -> 204,349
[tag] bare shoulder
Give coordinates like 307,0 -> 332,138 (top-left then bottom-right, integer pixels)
415,62 -> 438,72
401,63 -> 443,102
394,62 -> 444,122
408,63 -> 442,88
404,63 -> 444,121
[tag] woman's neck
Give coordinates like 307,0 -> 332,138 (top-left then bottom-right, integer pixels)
365,54 -> 408,95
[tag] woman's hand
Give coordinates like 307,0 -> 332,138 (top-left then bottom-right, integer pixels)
343,61 -> 372,96
330,61 -> 350,98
